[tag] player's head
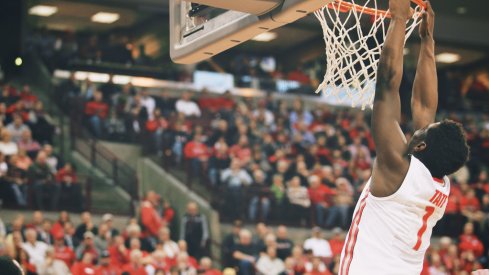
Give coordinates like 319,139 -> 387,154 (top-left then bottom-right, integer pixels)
408,120 -> 469,178
0,257 -> 24,275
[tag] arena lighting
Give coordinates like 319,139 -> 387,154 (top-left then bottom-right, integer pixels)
54,70 -> 179,88
71,71 -> 110,82
88,72 -> 111,82
456,6 -> 467,15
252,32 -> 277,42
112,75 -> 132,85
28,5 -> 58,17
14,57 -> 23,67
91,12 -> 120,24
131,77 -> 169,88
435,53 -> 461,64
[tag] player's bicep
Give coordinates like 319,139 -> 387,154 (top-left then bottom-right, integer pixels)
371,99 -> 407,168
411,102 -> 436,131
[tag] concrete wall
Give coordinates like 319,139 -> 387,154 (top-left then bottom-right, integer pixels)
137,158 -> 221,260
100,141 -> 142,171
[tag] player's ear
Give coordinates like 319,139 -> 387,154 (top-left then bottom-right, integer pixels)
413,141 -> 427,152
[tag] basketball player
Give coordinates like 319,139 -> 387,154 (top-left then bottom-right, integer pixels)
338,0 -> 470,274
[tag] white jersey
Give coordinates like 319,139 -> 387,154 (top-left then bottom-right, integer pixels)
339,156 -> 450,275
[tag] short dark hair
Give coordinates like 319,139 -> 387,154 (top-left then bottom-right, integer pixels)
415,120 -> 470,178
0,257 -> 23,275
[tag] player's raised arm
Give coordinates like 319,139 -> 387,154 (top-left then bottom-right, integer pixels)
411,1 -> 437,130
370,0 -> 411,196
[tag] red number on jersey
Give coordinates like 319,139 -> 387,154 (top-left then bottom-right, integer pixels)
413,206 -> 435,251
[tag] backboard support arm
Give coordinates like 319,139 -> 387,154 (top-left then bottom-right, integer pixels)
170,0 -> 331,64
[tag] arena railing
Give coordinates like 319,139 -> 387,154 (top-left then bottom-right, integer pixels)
68,102 -> 139,215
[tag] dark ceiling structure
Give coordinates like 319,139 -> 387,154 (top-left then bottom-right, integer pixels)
27,0 -> 489,66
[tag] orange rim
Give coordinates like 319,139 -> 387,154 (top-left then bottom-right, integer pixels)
327,0 -> 426,18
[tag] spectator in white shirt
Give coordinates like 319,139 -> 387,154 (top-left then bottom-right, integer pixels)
256,246 -> 285,275
0,129 -> 18,156
140,89 -> 156,119
0,217 -> 6,238
176,92 -> 201,117
303,227 -> 332,263
221,159 -> 253,188
37,246 -> 70,275
156,227 -> 179,260
221,158 -> 253,220
43,144 -> 58,173
6,114 -> 30,143
22,228 -> 49,269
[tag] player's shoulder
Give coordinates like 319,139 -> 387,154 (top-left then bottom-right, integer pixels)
370,155 -> 411,197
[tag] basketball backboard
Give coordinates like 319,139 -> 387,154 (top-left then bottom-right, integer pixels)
170,0 -> 331,64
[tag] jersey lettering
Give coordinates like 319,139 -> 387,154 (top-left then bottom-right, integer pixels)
428,190 -> 447,208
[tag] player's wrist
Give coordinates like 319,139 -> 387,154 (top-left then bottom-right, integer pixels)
420,35 -> 434,42
420,36 -> 435,46
390,16 -> 408,22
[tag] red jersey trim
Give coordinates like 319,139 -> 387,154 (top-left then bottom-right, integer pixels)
340,191 -> 369,275
432,177 -> 444,184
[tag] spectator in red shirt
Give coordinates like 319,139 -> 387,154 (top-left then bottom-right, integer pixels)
199,257 -> 222,275
308,175 -> 335,228
71,252 -> 96,275
229,135 -> 252,165
437,183 -> 464,237
53,233 -> 76,268
75,231 -> 100,262
305,257 -> 333,275
328,228 -> 345,257
198,90 -> 235,113
459,222 -> 484,258
140,190 -> 162,238
95,250 -> 120,275
121,249 -> 147,275
148,249 -> 171,274
184,133 -> 209,179
109,235 -> 129,268
19,85 -> 38,108
287,67 -> 310,86
145,108 -> 169,156
56,162 -> 83,212
84,90 -> 109,137
460,189 -> 481,221
163,201 -> 175,225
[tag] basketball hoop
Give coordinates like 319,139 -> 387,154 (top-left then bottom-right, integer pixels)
314,0 -> 425,109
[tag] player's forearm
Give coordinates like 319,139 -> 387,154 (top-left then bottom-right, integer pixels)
411,38 -> 437,127
375,19 -> 407,99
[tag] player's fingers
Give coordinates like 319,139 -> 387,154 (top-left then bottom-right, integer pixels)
421,10 -> 427,20
424,0 -> 434,16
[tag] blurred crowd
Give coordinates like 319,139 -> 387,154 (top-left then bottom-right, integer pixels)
221,219 -> 489,275
1,206 -> 488,275
0,83 -> 85,212
26,29 -> 156,70
0,196 -> 224,275
25,27 -> 489,106
51,73 -> 489,274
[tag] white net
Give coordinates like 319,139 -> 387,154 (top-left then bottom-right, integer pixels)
314,0 -> 424,109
